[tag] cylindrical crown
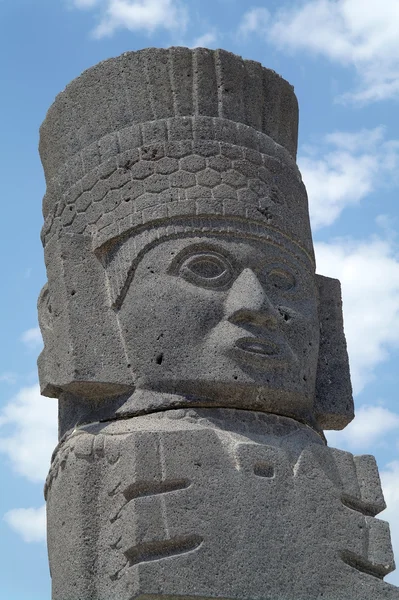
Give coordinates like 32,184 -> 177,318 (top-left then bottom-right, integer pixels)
39,48 -> 314,274
40,47 -> 298,183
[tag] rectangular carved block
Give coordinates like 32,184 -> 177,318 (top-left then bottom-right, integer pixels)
315,275 -> 354,429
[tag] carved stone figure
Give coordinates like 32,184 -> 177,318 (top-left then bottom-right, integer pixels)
38,47 -> 398,599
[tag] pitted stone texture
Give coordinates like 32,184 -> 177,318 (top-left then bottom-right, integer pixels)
40,116 -> 299,231
316,275 -> 353,429
40,129 -> 308,260
39,232 -> 351,433
38,235 -> 133,399
39,46 -> 395,600
38,48 -> 354,429
41,120 -> 292,210
46,410 -> 397,600
39,48 -> 299,184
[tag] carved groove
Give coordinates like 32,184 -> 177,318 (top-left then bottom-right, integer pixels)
110,560 -> 128,582
123,479 -> 191,501
110,536 -> 122,550
124,535 -> 203,566
340,550 -> 389,579
341,494 -> 378,517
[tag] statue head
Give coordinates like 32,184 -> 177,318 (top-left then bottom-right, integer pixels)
38,47 -> 353,436
114,232 -> 319,418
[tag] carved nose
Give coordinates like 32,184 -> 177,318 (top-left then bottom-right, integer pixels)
225,268 -> 279,329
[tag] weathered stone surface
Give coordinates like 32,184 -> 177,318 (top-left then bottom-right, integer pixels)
46,410 -> 397,600
38,47 -> 397,600
315,275 -> 353,429
39,229 -> 353,434
39,48 -> 299,183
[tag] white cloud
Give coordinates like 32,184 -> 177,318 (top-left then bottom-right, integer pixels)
262,0 -> 399,103
316,236 -> 399,393
76,0 -> 188,38
191,30 -> 218,49
0,373 -> 16,385
300,127 -> 399,230
0,384 -> 58,483
238,7 -> 270,38
326,405 -> 399,451
21,327 -> 43,350
4,505 -> 46,544
0,384 -> 55,544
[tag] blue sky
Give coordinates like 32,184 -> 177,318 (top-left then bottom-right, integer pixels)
1,0 -> 399,597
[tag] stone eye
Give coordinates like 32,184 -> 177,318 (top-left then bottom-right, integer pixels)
187,256 -> 225,278
268,268 -> 295,291
179,253 -> 233,289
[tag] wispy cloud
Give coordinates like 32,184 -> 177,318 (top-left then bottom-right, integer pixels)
238,7 -> 269,38
191,30 -> 218,49
251,0 -> 399,103
316,234 -> 399,394
300,127 -> 399,230
4,505 -> 46,544
0,384 -> 57,483
0,373 -> 17,385
326,405 -> 399,450
20,327 -> 43,351
72,0 -> 188,39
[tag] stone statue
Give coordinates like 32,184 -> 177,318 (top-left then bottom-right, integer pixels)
38,48 -> 398,599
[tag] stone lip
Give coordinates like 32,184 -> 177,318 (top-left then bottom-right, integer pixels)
39,47 -> 299,182
56,389 -> 326,442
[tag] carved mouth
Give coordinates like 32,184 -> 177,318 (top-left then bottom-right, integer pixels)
235,337 -> 279,357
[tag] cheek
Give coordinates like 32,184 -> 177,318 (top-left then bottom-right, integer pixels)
120,275 -> 225,349
284,305 -> 319,363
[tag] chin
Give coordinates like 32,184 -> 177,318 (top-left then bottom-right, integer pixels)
157,373 -> 313,417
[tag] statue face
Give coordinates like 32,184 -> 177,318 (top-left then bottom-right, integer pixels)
118,235 -> 319,417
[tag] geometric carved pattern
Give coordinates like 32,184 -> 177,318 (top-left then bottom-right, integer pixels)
41,134 -> 311,265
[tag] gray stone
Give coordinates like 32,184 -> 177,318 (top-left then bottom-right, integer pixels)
45,410 -> 397,600
315,275 -> 353,429
38,47 -> 398,600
